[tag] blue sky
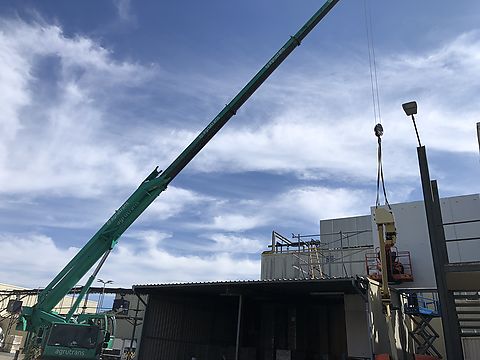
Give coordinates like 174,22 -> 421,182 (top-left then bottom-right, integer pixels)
0,0 -> 479,288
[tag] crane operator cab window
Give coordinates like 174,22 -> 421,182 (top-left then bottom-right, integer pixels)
47,323 -> 99,349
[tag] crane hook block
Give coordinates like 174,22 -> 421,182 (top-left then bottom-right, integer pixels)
374,123 -> 384,138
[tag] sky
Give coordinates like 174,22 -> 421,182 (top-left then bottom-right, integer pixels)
0,0 -> 479,289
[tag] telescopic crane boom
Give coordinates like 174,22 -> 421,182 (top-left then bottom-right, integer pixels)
18,1 -> 341,358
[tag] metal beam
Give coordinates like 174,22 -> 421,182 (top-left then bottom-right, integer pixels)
235,295 -> 243,360
477,122 -> 480,155
417,146 -> 463,359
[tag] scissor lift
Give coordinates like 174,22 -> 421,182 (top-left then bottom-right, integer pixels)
403,293 -> 442,359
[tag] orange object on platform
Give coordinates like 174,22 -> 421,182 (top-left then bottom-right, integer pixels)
375,355 -> 391,360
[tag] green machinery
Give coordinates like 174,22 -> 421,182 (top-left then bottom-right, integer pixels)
17,0 -> 340,358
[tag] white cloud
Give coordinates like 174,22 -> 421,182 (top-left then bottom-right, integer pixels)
0,18 -> 477,201
0,16 -> 479,290
200,214 -> 266,232
174,31 -> 480,190
0,19 -> 155,197
274,186 -> 370,221
104,246 -> 259,286
380,31 -> 480,154
145,186 -> 218,221
112,0 -> 134,23
193,185 -> 377,233
205,233 -> 264,253
125,230 -> 171,249
0,232 -> 260,288
0,233 -> 80,288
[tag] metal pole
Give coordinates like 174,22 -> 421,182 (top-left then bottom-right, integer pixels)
340,231 -> 345,276
235,295 -> 243,360
411,115 -> 422,147
129,297 -> 140,359
82,292 -> 89,314
417,146 -> 463,359
98,285 -> 105,313
477,122 -> 480,156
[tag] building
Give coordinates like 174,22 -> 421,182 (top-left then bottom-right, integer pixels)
262,194 -> 480,286
133,193 -> 480,359
0,283 -> 99,354
110,292 -> 148,359
133,278 -> 370,360
261,193 -> 480,359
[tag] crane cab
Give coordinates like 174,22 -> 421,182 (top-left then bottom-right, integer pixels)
41,323 -> 103,359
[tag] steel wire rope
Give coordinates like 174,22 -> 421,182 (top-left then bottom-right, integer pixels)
363,0 -> 382,125
375,124 -> 391,209
364,0 -> 391,209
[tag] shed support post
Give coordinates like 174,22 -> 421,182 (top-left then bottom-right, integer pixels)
235,295 -> 243,360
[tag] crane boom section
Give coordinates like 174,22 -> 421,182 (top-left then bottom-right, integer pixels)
162,0 -> 340,181
36,174 -> 167,312
22,0 -> 340,332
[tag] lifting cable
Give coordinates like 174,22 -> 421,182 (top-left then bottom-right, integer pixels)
364,0 -> 382,126
374,124 -> 391,209
364,0 -> 390,209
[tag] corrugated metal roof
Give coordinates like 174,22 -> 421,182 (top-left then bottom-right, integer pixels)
134,277 -> 356,288
133,276 -> 368,296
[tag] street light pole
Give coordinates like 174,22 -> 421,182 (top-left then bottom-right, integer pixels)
476,122 -> 479,156
97,279 -> 113,313
402,101 -> 463,360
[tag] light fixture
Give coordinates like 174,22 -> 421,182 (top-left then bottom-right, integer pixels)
402,101 -> 422,147
402,101 -> 417,116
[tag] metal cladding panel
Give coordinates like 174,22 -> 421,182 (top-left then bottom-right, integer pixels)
370,194 -> 480,289
462,337 -> 480,360
134,279 -> 365,359
139,295 -> 237,360
442,194 -> 480,263
320,215 -> 373,248
261,248 -> 372,281
261,252 -> 301,280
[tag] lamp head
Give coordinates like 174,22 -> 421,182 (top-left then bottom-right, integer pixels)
402,101 -> 417,116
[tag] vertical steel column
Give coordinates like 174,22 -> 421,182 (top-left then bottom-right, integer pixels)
235,295 -> 243,360
477,122 -> 480,156
129,297 -> 141,357
417,146 -> 463,359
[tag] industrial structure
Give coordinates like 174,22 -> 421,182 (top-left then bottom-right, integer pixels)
3,186 -> 480,359
1,0 -> 479,358
0,284 -> 98,355
128,192 -> 480,360
0,286 -> 146,359
5,1 -> 344,359
262,194 -> 480,359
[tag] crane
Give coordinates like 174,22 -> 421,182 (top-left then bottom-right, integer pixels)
17,1 -> 341,358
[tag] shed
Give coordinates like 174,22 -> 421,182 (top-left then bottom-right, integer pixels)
133,277 -> 370,360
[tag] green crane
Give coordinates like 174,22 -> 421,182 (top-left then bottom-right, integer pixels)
17,0 -> 341,358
